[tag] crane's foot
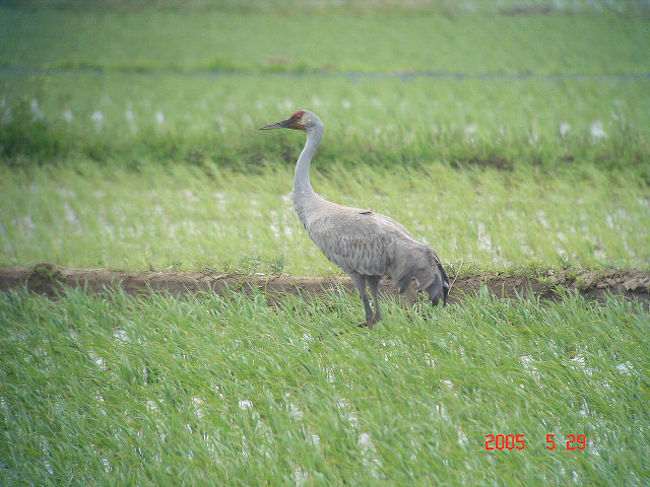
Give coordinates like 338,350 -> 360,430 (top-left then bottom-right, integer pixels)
357,320 -> 375,330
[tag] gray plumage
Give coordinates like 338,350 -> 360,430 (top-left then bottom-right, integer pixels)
261,110 -> 449,328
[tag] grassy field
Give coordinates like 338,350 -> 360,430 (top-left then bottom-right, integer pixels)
1,71 -> 648,273
2,7 -> 649,74
1,156 -> 648,274
1,1 -> 649,485
1,288 -> 648,486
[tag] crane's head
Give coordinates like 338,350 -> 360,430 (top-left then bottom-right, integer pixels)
259,110 -> 319,132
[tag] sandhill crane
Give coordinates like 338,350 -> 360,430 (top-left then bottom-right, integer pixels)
260,110 -> 449,328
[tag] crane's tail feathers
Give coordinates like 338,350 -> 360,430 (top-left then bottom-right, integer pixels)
424,265 -> 450,307
392,250 -> 451,307
421,251 -> 450,307
424,273 -> 443,306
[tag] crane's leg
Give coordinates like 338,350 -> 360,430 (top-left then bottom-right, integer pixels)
349,272 -> 374,328
366,275 -> 382,324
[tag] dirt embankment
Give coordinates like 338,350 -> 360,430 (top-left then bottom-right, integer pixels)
1,264 -> 648,304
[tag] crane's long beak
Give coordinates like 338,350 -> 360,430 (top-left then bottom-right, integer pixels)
259,119 -> 290,130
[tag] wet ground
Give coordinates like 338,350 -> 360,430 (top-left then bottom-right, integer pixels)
1,264 -> 648,304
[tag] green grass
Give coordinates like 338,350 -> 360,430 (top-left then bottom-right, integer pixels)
1,3 -> 648,173
1,287 -> 648,486
4,0 -> 649,14
0,11 -> 648,274
1,158 -> 648,273
1,72 -> 648,172
2,7 -> 649,74
1,2 -> 649,168
1,73 -> 648,276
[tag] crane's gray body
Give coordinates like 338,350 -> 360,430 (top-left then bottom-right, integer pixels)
294,195 -> 446,296
262,109 -> 449,327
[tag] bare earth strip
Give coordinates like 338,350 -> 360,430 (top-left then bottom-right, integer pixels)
1,264 -> 648,304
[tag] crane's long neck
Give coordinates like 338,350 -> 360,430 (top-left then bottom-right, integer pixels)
292,122 -> 323,201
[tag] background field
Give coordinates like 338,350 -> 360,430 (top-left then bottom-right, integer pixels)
1,1 -> 649,485
1,23 -> 648,272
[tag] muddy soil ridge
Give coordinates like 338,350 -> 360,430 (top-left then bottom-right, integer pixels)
0,264 -> 648,304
